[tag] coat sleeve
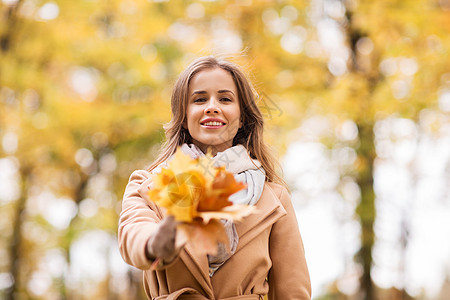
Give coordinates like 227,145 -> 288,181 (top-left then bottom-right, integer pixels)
118,170 -> 163,270
267,186 -> 311,300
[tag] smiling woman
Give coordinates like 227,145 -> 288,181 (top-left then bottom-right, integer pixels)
118,56 -> 311,300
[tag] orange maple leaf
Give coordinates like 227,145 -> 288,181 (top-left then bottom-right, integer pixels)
148,148 -> 255,255
178,219 -> 229,256
197,167 -> 246,212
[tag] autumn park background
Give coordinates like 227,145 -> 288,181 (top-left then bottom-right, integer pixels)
1,0 -> 450,299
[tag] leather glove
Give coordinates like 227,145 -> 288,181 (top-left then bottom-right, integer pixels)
146,215 -> 180,264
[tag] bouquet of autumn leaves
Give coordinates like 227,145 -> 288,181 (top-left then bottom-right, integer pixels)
147,149 -> 255,262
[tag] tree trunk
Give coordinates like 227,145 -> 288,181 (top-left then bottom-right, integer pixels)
344,5 -> 378,299
0,0 -> 24,53
6,166 -> 30,300
355,122 -> 376,300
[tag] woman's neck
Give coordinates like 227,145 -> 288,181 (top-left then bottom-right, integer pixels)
193,142 -> 233,157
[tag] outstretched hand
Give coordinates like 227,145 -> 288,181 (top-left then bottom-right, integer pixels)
146,215 -> 180,264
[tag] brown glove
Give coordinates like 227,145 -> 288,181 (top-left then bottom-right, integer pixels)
146,215 -> 180,264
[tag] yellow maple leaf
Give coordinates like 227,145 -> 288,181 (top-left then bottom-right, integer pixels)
148,148 -> 256,255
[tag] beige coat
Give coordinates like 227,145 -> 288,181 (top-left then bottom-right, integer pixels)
118,170 -> 311,300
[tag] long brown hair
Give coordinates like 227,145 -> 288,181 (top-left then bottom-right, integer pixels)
148,56 -> 286,187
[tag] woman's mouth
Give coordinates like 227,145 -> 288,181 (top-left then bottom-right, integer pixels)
201,120 -> 226,128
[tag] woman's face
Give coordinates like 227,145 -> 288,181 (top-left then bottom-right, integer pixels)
186,67 -> 241,155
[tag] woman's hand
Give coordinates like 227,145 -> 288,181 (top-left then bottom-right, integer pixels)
146,215 -> 180,263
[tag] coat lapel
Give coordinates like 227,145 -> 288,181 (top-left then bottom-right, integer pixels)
235,184 -> 287,251
180,245 -> 214,298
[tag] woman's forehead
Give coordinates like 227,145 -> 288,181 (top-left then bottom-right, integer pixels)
189,68 -> 237,94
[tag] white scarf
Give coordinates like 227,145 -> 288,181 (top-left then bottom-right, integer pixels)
180,143 -> 266,276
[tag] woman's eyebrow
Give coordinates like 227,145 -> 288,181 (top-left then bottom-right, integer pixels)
191,90 -> 235,96
218,89 -> 235,95
191,90 -> 207,96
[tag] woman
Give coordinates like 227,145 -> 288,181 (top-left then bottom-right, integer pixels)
118,56 -> 311,300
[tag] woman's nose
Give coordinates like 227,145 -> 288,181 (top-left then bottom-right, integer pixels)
204,99 -> 220,114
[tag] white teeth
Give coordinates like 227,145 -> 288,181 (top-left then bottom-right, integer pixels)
203,121 -> 224,126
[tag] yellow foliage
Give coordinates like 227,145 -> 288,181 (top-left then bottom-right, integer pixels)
148,148 -> 255,255
148,148 -> 253,223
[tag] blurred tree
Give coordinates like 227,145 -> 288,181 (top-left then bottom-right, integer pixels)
1,0 -> 449,299
1,0 -> 169,298
328,1 -> 450,298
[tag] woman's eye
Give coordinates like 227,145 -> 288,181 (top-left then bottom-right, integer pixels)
194,98 -> 206,103
221,98 -> 232,102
